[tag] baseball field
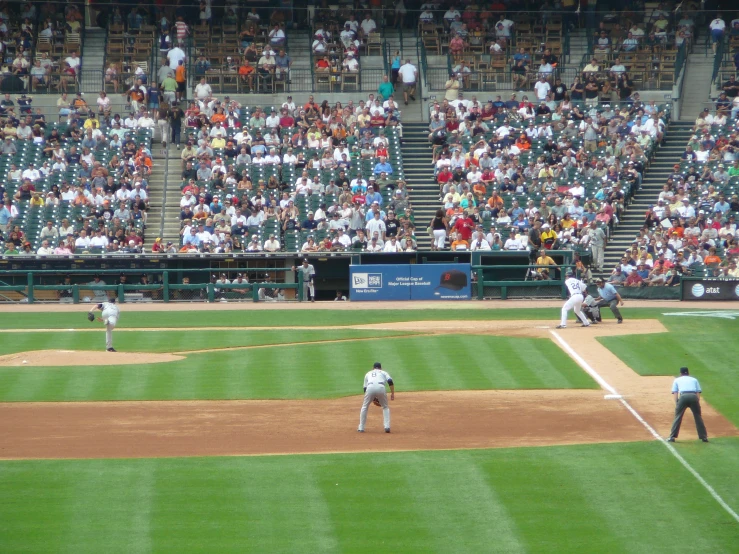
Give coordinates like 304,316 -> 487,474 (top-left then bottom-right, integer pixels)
0,302 -> 738,552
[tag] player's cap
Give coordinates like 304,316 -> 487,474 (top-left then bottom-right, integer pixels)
373,362 -> 382,369
565,268 -> 574,276
302,258 -> 309,263
679,367 -> 689,375
596,277 -> 606,283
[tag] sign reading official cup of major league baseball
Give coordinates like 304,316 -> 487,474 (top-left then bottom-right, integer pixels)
350,264 -> 471,301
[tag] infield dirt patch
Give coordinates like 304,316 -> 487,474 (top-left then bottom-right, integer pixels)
0,350 -> 184,367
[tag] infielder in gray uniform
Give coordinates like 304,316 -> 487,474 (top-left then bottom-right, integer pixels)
292,258 -> 316,302
88,297 -> 120,352
358,362 -> 395,433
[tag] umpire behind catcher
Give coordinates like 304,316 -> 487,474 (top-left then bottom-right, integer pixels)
667,367 -> 708,443
594,277 -> 624,323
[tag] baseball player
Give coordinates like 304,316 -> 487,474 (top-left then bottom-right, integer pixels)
556,269 -> 591,329
358,362 -> 395,433
292,258 -> 316,302
88,297 -> 120,352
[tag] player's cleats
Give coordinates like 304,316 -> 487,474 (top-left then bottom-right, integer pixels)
107,348 -> 117,352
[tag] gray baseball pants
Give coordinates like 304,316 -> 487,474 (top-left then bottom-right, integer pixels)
358,383 -> 390,431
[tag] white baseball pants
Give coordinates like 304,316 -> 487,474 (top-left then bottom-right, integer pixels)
561,294 -> 590,327
105,316 -> 117,349
302,281 -> 314,301
358,383 -> 390,431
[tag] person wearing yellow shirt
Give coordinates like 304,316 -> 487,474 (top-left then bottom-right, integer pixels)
211,136 -> 226,149
83,116 -> 100,130
29,192 -> 45,207
538,166 -> 554,179
540,223 -> 557,247
536,248 -> 557,277
560,213 -> 576,229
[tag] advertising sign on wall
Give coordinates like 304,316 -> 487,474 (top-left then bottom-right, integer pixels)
350,264 -> 471,301
681,279 -> 739,301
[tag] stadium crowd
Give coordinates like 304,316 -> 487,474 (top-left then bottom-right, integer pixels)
0,93 -> 154,256
170,90 -> 414,254
426,91 -> 665,271
605,96 -> 739,286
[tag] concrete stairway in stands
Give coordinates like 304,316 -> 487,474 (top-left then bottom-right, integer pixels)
401,122 -> 437,249
144,149 -> 183,250
679,53 -> 714,121
81,28 -> 106,75
600,121 -> 695,270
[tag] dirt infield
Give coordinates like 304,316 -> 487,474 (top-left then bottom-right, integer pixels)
0,350 -> 184,367
0,318 -> 736,460
0,389 -> 734,461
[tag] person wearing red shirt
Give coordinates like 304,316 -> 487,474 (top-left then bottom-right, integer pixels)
437,167 -> 453,185
279,110 -> 295,128
453,211 -> 474,241
445,117 -> 459,133
370,112 -> 386,127
481,168 -> 496,185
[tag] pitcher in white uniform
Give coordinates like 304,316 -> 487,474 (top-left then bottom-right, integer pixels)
358,362 -> 395,433
89,297 -> 120,351
556,269 -> 591,328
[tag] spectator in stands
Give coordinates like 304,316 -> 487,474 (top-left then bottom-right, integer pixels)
709,14 -> 726,53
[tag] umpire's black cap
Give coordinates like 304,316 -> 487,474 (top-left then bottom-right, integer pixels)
373,362 -> 382,369
680,367 -> 689,375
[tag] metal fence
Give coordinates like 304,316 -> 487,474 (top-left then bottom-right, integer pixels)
0,269 -> 304,304
285,68 -> 387,93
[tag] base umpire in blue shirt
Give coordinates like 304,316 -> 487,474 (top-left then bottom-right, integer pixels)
594,278 -> 624,323
667,367 -> 708,443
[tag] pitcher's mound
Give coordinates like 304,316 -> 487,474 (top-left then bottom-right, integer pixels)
0,350 -> 184,367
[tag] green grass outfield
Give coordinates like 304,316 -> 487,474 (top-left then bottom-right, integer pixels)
1,307 -> 737,552
0,335 -> 594,402
1,441 -> 737,554
0,306 -> 713,329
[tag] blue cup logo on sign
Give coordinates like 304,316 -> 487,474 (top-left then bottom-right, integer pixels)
691,284 -> 705,298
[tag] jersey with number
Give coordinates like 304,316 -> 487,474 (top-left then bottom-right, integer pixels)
364,369 -> 392,388
100,302 -> 120,321
565,277 -> 586,297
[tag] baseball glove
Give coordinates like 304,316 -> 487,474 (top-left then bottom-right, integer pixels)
87,313 -> 95,322
373,399 -> 381,407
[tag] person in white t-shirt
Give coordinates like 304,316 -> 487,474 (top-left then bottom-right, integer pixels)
360,14 -> 377,37
167,46 -> 186,70
534,77 -> 551,101
709,15 -> 726,52
398,60 -> 417,105
194,78 -> 212,100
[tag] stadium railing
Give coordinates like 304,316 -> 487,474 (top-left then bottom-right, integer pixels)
0,269 -> 304,304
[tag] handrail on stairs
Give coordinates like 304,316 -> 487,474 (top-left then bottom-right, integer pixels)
158,144 -> 169,241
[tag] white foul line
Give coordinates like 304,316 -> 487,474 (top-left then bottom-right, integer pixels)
551,330 -> 739,524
